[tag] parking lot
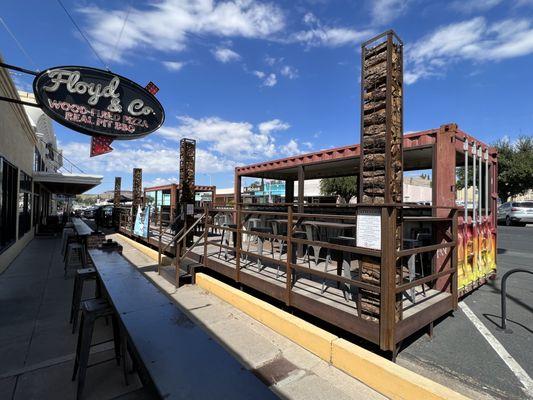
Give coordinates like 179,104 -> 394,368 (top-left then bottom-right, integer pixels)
399,225 -> 533,399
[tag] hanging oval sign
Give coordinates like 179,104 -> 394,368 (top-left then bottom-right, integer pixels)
33,66 -> 165,139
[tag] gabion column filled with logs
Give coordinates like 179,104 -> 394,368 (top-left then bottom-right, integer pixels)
179,138 -> 196,246
359,31 -> 403,322
113,176 -> 122,228
113,177 -> 122,207
132,168 -> 143,227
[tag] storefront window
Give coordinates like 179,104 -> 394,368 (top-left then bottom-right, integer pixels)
18,171 -> 32,238
0,158 -> 18,252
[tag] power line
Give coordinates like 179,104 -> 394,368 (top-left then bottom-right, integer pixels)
56,0 -> 110,71
110,1 -> 132,63
0,17 -> 39,71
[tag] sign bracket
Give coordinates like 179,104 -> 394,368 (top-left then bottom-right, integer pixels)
0,62 -> 40,107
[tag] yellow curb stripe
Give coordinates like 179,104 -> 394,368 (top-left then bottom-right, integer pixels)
195,273 -> 469,400
195,273 -> 336,362
113,233 -> 171,265
331,339 -> 468,400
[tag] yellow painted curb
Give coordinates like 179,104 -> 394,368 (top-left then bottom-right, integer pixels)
332,339 -> 469,400
195,273 -> 336,362
113,233 -> 171,265
196,273 -> 470,400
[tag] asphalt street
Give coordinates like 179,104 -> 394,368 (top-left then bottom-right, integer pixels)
399,225 -> 533,399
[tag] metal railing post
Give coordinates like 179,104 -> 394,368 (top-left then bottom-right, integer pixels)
203,203 -> 209,265
380,206 -> 397,352
452,209 -> 459,309
236,205 -> 242,282
157,221 -> 163,274
501,268 -> 533,330
285,205 -> 293,306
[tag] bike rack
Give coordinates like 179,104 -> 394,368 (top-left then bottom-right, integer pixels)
501,268 -> 533,330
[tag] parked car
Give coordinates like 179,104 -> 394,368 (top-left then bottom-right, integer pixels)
83,207 -> 97,219
497,201 -> 533,226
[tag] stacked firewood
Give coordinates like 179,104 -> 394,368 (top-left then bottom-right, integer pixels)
359,35 -> 404,322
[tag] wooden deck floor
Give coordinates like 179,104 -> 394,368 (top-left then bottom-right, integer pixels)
189,232 -> 450,320
119,227 -> 451,324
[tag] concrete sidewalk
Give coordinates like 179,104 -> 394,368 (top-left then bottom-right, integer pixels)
0,237 -> 148,400
111,233 -> 385,400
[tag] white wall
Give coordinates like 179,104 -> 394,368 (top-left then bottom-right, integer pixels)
0,61 -> 37,271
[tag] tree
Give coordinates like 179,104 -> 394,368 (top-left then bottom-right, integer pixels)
456,136 -> 533,201
497,136 -> 533,201
320,176 -> 358,203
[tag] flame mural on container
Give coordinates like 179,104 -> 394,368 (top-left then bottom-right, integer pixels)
458,216 -> 497,291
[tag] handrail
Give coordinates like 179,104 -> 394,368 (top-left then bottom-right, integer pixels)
173,213 -> 206,248
180,233 -> 205,261
161,227 -> 185,253
501,268 -> 533,330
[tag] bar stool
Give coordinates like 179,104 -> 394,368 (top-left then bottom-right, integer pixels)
218,223 -> 237,260
270,220 -> 286,260
327,237 -> 358,301
61,227 -> 76,256
70,268 -> 99,333
64,242 -> 87,277
304,224 -> 329,276
72,298 -> 123,400
245,217 -> 261,247
246,226 -> 274,271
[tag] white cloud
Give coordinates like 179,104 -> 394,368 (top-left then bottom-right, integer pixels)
158,115 -> 299,161
280,139 -> 300,155
451,0 -> 502,13
79,0 -> 285,63
253,70 -> 266,79
280,65 -> 298,79
162,61 -> 185,71
61,139 -> 235,175
406,17 -> 533,84
370,0 -> 410,25
258,119 -> 290,134
263,73 -> 277,87
253,70 -> 277,86
144,176 -> 178,188
265,55 -> 282,66
291,12 -> 372,47
212,47 -> 241,63
159,116 -> 274,159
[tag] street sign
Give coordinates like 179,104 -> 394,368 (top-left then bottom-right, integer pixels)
33,66 -> 165,140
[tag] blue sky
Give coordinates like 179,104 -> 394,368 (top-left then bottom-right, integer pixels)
2,0 -> 533,192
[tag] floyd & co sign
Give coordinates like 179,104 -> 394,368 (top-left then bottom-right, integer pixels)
33,66 -> 165,140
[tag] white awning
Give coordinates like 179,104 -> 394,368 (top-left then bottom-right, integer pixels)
33,171 -> 102,195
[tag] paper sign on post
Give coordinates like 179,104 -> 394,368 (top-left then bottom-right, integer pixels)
356,207 -> 381,250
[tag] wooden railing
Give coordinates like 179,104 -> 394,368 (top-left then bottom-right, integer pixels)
202,202 -> 458,351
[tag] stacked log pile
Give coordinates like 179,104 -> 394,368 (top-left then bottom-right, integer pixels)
359,34 -> 403,322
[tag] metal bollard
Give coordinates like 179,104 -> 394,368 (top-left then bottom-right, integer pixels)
500,268 -> 533,330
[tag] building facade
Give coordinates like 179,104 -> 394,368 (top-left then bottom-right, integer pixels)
0,61 -> 102,271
